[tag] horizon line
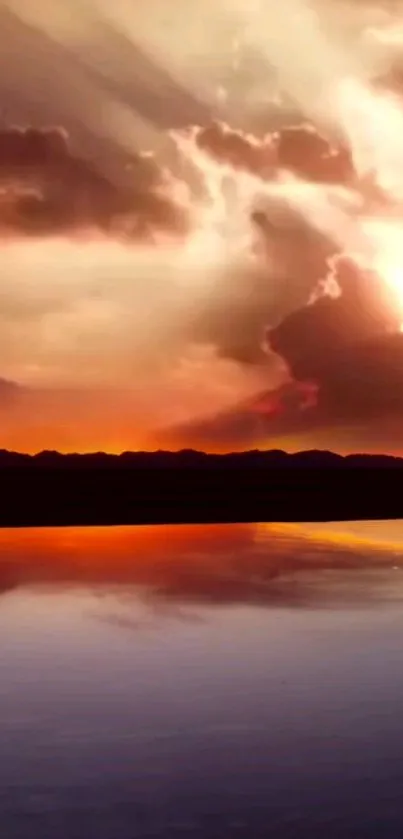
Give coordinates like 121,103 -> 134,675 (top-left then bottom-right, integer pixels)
0,447 -> 401,460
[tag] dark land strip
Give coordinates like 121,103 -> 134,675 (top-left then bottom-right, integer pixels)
0,449 -> 403,526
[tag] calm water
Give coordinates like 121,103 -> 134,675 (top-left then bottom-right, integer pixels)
2,521 -> 403,838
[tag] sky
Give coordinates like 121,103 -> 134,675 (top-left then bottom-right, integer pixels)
2,0 -> 403,453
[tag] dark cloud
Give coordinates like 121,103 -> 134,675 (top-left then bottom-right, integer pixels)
165,257 -> 403,449
264,256 -> 403,425
275,126 -> 353,183
268,257 -> 400,381
195,122 -> 276,176
0,125 -> 187,236
313,332 -> 403,418
0,126 -> 70,167
194,121 -> 354,184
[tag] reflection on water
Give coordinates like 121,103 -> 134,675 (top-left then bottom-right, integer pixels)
1,519 -> 403,607
2,522 -> 403,838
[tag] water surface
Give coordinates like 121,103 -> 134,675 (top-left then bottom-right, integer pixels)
1,521 -> 403,838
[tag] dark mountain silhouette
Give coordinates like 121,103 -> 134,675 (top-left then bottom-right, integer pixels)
0,448 -> 403,526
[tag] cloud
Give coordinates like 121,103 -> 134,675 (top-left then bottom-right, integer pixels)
0,119 -> 354,243
313,332 -> 403,418
195,121 -> 353,184
268,256 -> 400,380
0,125 -> 190,237
264,255 -> 403,425
164,253 -> 403,451
194,122 -> 277,176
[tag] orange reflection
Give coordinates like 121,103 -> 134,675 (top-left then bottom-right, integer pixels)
0,522 -> 402,608
256,521 -> 403,554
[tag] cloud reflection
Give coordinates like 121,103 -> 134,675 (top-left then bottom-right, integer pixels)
1,522 -> 403,611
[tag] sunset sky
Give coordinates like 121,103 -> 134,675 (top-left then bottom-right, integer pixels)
3,0 -> 403,453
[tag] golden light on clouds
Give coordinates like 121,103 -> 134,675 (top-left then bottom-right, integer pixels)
2,2 -> 403,451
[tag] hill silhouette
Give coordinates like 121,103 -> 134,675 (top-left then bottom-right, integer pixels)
0,448 -> 403,526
